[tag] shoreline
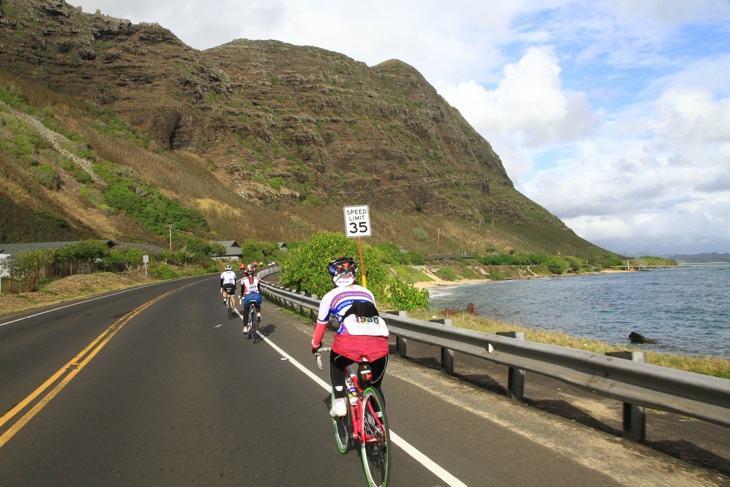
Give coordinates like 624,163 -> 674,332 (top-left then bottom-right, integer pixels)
413,268 -> 631,291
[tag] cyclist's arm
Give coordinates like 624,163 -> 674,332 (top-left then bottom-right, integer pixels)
312,299 -> 333,347
312,321 -> 327,348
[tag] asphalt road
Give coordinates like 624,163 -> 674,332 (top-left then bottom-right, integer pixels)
0,275 -> 725,486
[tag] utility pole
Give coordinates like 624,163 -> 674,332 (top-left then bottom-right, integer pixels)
167,224 -> 173,251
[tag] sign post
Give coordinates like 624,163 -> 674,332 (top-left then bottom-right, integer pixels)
343,205 -> 371,288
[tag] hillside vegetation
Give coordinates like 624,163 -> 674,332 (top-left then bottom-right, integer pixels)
0,0 -> 616,260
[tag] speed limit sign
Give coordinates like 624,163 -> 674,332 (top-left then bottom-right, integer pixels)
343,205 -> 371,238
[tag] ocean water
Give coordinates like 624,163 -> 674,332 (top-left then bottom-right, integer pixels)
428,264 -> 730,359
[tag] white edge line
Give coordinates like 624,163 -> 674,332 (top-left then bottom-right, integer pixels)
260,333 -> 468,487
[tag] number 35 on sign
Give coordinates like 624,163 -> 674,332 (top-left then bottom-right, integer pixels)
343,205 -> 371,238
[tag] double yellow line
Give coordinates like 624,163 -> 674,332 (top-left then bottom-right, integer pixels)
0,288 -> 177,448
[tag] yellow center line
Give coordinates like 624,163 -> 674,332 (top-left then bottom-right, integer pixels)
0,286 -> 184,448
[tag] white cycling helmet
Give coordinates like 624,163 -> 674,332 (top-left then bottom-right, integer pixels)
328,256 -> 356,287
225,265 -> 232,271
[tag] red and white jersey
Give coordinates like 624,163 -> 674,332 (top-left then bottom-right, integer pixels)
314,285 -> 389,362
240,275 -> 261,295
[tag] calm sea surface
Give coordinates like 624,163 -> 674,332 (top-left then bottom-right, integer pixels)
428,264 -> 730,359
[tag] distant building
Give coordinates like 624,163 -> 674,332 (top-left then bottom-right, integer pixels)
214,241 -> 243,259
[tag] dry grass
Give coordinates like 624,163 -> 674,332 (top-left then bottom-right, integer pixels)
0,272 -> 155,317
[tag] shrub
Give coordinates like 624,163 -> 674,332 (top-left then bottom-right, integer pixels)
546,257 -> 569,275
412,228 -> 429,242
97,161 -> 209,238
375,243 -> 406,264
280,232 -> 388,299
386,277 -> 429,311
406,250 -> 424,265
435,267 -> 458,281
240,240 -> 281,264
149,263 -> 176,280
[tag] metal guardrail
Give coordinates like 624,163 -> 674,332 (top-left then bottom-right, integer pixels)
257,267 -> 730,440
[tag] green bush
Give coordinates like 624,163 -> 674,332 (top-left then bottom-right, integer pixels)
280,232 -> 388,299
412,228 -> 429,242
405,251 -> 424,265
374,243 -> 406,264
97,161 -> 208,238
33,209 -> 68,228
30,164 -> 61,190
280,232 -> 429,310
434,267 -> 458,281
546,257 -> 569,275
386,277 -> 429,311
149,263 -> 177,280
240,240 -> 280,264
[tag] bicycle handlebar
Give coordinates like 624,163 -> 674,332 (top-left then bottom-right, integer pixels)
315,347 -> 331,370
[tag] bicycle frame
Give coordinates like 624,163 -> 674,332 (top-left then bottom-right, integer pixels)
316,347 -> 390,486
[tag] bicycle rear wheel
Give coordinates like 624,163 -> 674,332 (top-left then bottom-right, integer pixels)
248,305 -> 256,340
332,399 -> 352,454
251,307 -> 259,342
227,297 -> 233,320
360,387 -> 390,487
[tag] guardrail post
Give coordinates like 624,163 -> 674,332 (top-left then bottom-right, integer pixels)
606,351 -> 646,442
387,311 -> 408,357
309,294 -> 317,320
431,319 -> 455,374
298,290 -> 307,315
497,332 -> 525,400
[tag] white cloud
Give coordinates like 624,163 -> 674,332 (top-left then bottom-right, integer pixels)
519,68 -> 730,255
440,46 -> 597,180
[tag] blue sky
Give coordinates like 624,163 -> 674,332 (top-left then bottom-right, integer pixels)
68,0 -> 730,257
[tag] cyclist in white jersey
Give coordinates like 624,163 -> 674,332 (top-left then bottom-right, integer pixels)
219,265 -> 238,308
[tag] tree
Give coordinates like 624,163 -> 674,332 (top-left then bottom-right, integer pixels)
279,232 -> 388,299
279,231 -> 429,310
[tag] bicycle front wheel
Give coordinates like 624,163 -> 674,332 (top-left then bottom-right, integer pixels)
360,387 -> 390,487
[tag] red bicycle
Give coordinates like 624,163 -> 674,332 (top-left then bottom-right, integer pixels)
316,347 -> 390,487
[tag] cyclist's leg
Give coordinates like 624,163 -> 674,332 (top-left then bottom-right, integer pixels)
254,295 -> 262,322
330,352 -> 354,402
242,295 -> 252,330
368,355 -> 389,409
222,284 -> 235,306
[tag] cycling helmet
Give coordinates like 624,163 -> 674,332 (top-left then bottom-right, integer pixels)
225,265 -> 232,271
240,264 -> 245,269
328,256 -> 357,287
245,269 -> 255,277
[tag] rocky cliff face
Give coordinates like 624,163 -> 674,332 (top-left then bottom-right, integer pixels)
0,0 -> 602,256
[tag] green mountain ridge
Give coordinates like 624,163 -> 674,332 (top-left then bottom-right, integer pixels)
0,0 -> 616,259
